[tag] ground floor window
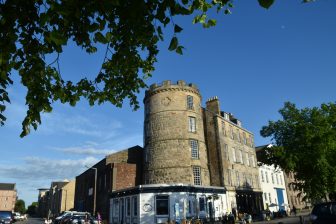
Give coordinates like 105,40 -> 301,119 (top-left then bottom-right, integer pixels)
156,195 -> 169,215
199,197 -> 206,212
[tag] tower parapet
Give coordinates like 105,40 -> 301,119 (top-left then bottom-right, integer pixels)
144,80 -> 201,103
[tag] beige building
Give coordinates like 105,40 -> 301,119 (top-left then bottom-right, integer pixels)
49,179 -> 75,217
203,97 -> 263,215
0,183 -> 17,212
142,80 -> 263,217
284,172 -> 310,210
143,80 -> 210,186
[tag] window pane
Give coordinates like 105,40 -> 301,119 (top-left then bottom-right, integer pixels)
199,197 -> 205,212
188,117 -> 196,133
193,166 -> 201,185
133,197 -> 138,216
190,139 -> 199,159
187,95 -> 194,110
126,197 -> 131,216
156,195 -> 169,215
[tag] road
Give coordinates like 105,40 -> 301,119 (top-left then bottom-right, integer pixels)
15,218 -> 44,224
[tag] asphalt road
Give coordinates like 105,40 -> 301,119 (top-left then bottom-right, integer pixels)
15,218 -> 44,224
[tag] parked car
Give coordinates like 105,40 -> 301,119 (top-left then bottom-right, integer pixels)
56,212 -> 91,224
13,212 -> 24,222
310,201 -> 336,224
0,211 -> 13,224
64,214 -> 98,224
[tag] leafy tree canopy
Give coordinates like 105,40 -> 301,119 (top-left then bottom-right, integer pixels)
26,202 -> 38,216
0,0 -> 313,137
260,102 -> 336,201
14,199 -> 26,214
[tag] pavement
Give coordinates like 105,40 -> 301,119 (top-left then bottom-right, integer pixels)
253,212 -> 311,224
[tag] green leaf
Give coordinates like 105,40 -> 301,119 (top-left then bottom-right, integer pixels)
168,37 -> 178,51
94,32 -> 107,44
176,46 -> 184,55
208,19 -> 217,27
174,24 -> 183,33
258,0 -> 275,9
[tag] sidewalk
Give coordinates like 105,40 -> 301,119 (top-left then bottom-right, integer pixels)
253,211 -> 310,224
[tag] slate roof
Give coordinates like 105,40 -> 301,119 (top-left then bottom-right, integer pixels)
0,183 -> 16,190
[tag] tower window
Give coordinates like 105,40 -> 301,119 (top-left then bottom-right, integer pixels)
193,166 -> 201,185
188,116 -> 196,133
190,139 -> 199,159
187,95 -> 194,110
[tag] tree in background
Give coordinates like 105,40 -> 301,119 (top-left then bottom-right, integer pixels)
14,199 -> 26,214
260,102 -> 336,201
26,202 -> 38,216
0,0 -> 313,137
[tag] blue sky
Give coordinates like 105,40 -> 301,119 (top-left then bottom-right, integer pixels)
0,0 -> 335,207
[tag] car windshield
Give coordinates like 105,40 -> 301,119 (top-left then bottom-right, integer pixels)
0,211 -> 11,219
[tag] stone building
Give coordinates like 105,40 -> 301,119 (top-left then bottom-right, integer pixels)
284,172 -> 310,210
108,81 -> 227,224
0,183 -> 17,212
204,97 -> 263,215
143,80 -> 210,186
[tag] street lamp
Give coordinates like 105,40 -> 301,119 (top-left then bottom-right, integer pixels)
86,166 -> 97,216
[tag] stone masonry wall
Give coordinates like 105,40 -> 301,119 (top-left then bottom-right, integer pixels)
144,80 -> 210,186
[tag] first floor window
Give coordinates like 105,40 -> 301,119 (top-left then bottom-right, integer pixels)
193,166 -> 202,185
156,195 -> 169,215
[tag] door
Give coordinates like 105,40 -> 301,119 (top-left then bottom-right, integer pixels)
275,188 -> 285,211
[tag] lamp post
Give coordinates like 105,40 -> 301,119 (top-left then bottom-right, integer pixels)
86,166 -> 97,216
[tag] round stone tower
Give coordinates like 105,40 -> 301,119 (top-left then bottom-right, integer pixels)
143,80 -> 210,186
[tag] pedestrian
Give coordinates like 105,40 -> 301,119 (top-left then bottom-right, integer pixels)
97,212 -> 102,224
84,213 -> 90,224
292,206 -> 297,216
232,208 -> 237,221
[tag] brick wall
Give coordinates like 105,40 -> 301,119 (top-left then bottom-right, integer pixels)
113,163 -> 137,190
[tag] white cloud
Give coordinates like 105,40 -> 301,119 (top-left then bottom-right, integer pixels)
39,112 -> 123,138
0,156 -> 99,181
0,156 -> 100,206
54,146 -> 117,156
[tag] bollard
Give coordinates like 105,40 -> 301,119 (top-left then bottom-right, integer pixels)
299,215 -> 304,224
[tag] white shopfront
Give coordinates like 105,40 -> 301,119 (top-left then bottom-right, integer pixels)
109,184 -> 227,224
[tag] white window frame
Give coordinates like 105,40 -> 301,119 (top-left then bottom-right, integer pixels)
188,116 -> 196,133
155,195 -> 169,216
190,139 -> 199,159
193,166 -> 202,185
187,95 -> 194,110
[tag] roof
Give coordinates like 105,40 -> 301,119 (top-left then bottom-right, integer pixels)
255,144 -> 273,152
0,183 -> 16,190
